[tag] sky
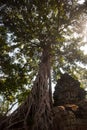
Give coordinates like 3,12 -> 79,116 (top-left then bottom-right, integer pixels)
77,0 -> 87,54
78,0 -> 85,4
80,45 -> 87,54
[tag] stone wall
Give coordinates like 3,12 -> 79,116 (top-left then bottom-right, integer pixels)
53,73 -> 87,130
53,103 -> 87,130
53,73 -> 86,106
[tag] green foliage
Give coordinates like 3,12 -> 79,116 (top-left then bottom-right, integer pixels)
0,0 -> 87,113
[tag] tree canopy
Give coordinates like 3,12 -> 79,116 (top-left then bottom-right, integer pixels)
0,0 -> 87,113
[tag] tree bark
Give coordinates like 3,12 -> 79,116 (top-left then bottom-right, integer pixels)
0,45 -> 53,130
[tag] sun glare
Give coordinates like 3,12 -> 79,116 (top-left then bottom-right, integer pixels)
80,21 -> 87,55
80,45 -> 87,55
78,0 -> 85,4
83,23 -> 87,42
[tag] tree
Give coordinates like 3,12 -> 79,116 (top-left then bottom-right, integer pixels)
0,0 -> 87,86
0,0 -> 87,129
0,0 -> 86,109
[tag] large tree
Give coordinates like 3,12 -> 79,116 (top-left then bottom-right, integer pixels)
0,0 -> 87,129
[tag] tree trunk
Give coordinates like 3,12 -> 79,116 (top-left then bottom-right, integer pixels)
0,46 -> 53,130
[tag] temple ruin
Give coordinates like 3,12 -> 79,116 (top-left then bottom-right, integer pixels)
53,73 -> 87,130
